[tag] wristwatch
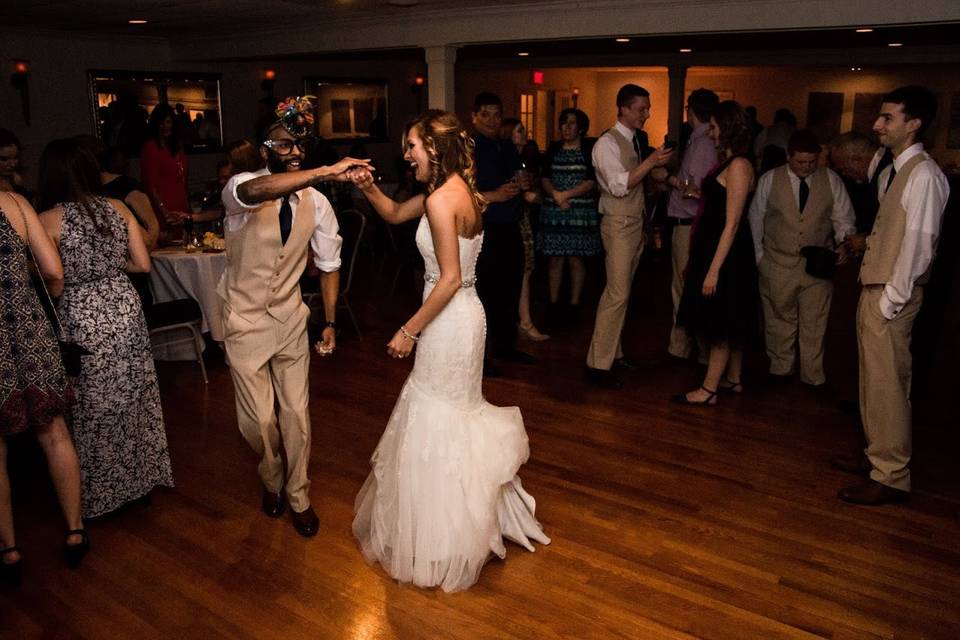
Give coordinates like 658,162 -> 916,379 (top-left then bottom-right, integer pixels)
323,321 -> 337,330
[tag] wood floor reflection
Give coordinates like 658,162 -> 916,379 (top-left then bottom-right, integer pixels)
2,255 -> 959,639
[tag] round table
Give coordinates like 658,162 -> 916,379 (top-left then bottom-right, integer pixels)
149,247 -> 227,360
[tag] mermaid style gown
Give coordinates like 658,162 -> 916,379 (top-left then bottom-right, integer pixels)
353,214 -> 550,592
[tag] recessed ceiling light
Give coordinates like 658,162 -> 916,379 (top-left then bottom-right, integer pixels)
855,28 -> 873,33
615,38 -> 630,43
888,42 -> 903,47
518,52 -> 529,57
128,19 -> 148,24
679,48 -> 692,53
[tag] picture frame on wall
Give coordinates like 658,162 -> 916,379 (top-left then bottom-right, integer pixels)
304,77 -> 389,141
87,70 -> 223,156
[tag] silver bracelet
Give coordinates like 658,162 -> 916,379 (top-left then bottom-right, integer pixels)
399,325 -> 419,342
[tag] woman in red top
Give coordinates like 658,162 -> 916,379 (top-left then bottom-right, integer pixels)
140,103 -> 188,242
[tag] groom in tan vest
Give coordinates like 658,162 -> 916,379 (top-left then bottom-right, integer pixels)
585,84 -> 672,388
748,129 -> 856,387
831,86 -> 949,505
220,97 -> 369,535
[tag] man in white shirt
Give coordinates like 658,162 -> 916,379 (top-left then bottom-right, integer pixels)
585,84 -> 672,388
748,130 -> 856,387
220,99 -> 369,534
832,86 -> 950,505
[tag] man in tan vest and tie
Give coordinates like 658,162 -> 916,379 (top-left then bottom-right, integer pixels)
831,86 -> 949,505
748,130 -> 856,387
220,97 -> 370,535
585,84 -> 672,388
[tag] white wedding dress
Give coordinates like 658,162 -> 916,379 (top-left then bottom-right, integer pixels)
353,214 -> 550,592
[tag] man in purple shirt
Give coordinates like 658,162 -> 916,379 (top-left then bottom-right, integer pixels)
665,89 -> 720,360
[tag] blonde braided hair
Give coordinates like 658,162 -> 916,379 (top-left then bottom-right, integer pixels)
405,110 -> 487,217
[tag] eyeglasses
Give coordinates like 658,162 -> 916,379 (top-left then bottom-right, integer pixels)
263,139 -> 307,155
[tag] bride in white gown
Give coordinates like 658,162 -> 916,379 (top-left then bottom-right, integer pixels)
347,110 -> 549,592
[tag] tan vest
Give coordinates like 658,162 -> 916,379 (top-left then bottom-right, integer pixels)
218,191 -> 315,324
762,165 -> 834,269
598,126 -> 646,219
860,152 -> 929,286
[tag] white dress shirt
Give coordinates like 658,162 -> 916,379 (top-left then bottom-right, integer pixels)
748,165 -> 857,263
875,143 -> 950,319
222,167 -> 342,272
591,120 -> 640,198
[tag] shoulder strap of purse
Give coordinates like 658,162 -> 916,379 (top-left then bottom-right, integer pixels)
4,192 -> 66,339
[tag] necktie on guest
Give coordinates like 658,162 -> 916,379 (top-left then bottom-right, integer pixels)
885,165 -> 897,192
279,195 -> 292,245
633,134 -> 641,161
798,177 -> 809,213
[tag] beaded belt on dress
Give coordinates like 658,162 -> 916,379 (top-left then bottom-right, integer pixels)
424,272 -> 476,287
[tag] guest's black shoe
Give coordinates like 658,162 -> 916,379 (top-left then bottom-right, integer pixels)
482,359 -> 502,378
291,506 -> 320,537
1,546 -> 22,588
672,386 -> 718,406
494,349 -> 536,365
262,489 -> 286,518
612,357 -> 639,371
64,529 -> 89,569
838,480 -> 909,506
830,454 -> 873,477
768,372 -> 792,384
584,366 -> 623,389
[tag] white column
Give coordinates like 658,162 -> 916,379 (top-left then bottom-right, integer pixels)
424,45 -> 458,112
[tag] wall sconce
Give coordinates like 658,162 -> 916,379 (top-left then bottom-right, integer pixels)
10,60 -> 30,125
411,75 -> 425,93
261,69 -> 276,94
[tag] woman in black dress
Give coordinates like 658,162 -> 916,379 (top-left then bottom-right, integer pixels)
0,191 -> 87,587
675,101 -> 757,405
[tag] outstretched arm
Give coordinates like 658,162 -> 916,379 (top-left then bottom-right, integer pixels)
385,189 -> 464,359
349,168 -> 426,225
238,157 -> 372,205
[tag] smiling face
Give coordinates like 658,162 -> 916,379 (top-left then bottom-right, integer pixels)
403,127 -> 431,183
873,101 -> 920,155
618,95 -> 650,131
472,104 -> 502,139
261,125 -> 305,173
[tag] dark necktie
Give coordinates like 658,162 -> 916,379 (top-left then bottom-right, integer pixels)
885,165 -> 897,192
798,177 -> 809,213
279,195 -> 292,245
632,134 -> 641,160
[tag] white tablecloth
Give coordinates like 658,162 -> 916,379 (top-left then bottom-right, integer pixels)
149,248 -> 227,360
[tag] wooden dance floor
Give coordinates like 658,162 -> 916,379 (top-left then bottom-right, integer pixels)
2,255 -> 959,639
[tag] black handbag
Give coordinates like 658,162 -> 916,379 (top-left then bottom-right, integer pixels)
8,194 -> 91,376
800,245 -> 838,280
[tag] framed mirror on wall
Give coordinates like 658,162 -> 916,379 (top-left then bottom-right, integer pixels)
303,77 -> 389,142
88,70 -> 224,156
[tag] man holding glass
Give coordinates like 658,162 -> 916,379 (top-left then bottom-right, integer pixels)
219,97 -> 369,536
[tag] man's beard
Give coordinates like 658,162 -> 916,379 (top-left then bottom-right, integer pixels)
267,152 -> 301,174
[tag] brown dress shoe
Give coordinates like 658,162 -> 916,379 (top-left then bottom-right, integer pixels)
829,454 -> 872,477
262,489 -> 285,518
838,480 -> 909,506
291,506 -> 319,537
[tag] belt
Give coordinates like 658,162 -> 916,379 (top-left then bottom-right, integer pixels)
425,273 -> 476,287
672,218 -> 694,226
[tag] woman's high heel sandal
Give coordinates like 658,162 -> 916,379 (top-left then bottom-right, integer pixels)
1,546 -> 22,588
672,386 -> 718,406
64,529 -> 89,569
718,378 -> 743,394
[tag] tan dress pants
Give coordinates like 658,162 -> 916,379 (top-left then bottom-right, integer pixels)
759,255 -> 833,385
858,285 -> 922,492
224,303 -> 313,512
587,214 -> 644,370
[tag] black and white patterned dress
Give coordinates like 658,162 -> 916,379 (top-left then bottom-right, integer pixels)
0,209 -> 72,435
57,198 -> 173,518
